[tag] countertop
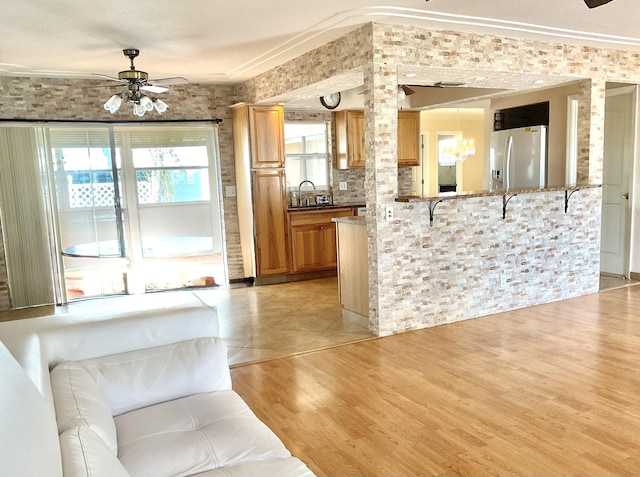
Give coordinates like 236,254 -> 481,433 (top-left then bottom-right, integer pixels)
332,216 -> 366,225
396,184 -> 601,203
288,202 -> 365,212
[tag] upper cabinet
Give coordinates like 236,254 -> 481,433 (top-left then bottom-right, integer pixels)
246,105 -> 285,168
335,110 -> 365,169
334,110 -> 420,168
397,111 -> 420,167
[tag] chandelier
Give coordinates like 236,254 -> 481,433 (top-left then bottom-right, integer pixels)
103,84 -> 168,117
443,132 -> 476,162
442,108 -> 476,162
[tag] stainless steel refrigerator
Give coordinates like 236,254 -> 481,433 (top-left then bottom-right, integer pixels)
489,125 -> 547,189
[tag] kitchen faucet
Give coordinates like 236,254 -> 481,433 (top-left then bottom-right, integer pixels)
298,180 -> 316,207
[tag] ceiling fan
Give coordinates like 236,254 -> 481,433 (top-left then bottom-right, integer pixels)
98,49 -> 188,116
583,0 -> 613,8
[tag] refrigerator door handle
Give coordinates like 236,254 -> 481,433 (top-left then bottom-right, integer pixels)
505,136 -> 514,189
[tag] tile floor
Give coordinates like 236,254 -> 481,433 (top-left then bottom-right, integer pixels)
193,277 -> 374,366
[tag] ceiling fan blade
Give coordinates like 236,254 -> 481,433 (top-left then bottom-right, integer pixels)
141,85 -> 170,94
584,0 -> 614,8
92,73 -> 125,82
148,77 -> 188,86
400,85 -> 416,95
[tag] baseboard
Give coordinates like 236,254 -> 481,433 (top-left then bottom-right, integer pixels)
254,269 -> 337,286
630,272 -> 640,281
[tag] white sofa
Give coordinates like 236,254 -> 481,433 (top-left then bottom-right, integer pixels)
0,301 -> 314,477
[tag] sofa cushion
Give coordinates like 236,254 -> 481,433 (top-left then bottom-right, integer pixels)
59,426 -> 129,477
50,362 -> 118,454
114,390 -> 292,477
77,337 -> 231,415
193,457 -> 316,477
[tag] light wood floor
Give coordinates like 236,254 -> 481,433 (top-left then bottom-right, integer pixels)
231,285 -> 640,477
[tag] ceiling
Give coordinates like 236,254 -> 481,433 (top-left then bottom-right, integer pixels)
1,0 -> 637,111
1,0 -> 637,84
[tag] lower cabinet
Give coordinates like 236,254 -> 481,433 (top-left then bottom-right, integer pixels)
289,208 -> 354,273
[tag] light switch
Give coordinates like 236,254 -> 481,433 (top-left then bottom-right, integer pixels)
339,182 -> 347,191
225,185 -> 236,197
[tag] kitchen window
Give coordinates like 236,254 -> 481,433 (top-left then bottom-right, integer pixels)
284,122 -> 329,189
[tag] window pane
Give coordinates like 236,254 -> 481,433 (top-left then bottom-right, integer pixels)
284,122 -> 328,188
136,169 -> 210,204
132,145 -> 208,168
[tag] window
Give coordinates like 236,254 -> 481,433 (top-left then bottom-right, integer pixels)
284,122 -> 329,189
49,128 -> 122,210
130,129 -> 211,204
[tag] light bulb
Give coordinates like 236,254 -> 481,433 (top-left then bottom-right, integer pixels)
103,94 -> 122,114
140,95 -> 154,111
153,98 -> 168,114
133,103 -> 145,117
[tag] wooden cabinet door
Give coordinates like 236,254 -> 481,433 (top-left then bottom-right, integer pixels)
252,169 -> 289,276
321,222 -> 339,268
398,111 -> 420,167
248,105 -> 285,168
290,225 -> 324,272
347,111 -> 366,168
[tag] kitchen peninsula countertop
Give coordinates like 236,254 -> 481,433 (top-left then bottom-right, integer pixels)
396,184 -> 601,203
332,216 -> 365,225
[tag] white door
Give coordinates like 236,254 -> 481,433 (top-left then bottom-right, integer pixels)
600,87 -> 635,276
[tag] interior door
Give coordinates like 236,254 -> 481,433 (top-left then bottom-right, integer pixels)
600,87 -> 635,276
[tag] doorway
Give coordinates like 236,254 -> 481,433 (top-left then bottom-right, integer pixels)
600,86 -> 636,278
47,124 -> 226,302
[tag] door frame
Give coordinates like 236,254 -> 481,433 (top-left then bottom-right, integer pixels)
600,85 -> 637,278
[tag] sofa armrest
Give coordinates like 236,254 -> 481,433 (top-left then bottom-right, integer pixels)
70,337 -> 232,415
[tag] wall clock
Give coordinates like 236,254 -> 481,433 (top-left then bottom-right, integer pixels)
320,92 -> 341,110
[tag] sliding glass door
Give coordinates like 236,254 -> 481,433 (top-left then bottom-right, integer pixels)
45,123 -> 225,302
49,126 -> 127,299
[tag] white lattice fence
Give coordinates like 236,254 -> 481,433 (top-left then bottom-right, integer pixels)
69,182 -> 151,208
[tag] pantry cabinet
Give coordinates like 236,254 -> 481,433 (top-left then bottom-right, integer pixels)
231,103 -> 289,278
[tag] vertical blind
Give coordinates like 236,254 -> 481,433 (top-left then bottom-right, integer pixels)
0,128 -> 54,307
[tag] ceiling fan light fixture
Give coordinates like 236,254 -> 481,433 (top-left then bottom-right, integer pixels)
153,98 -> 168,114
103,93 -> 123,113
101,48 -> 179,117
133,102 -> 147,117
139,95 -> 154,112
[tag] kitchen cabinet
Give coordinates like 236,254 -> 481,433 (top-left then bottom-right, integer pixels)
231,103 -> 289,278
289,208 -> 354,273
398,110 -> 420,166
248,105 -> 285,168
253,169 -> 289,276
334,110 -> 420,168
334,110 -> 365,169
